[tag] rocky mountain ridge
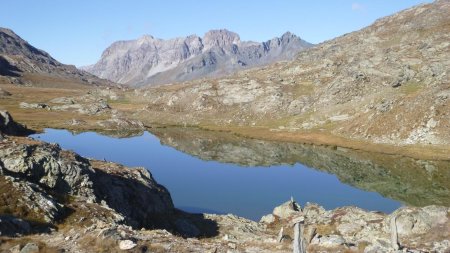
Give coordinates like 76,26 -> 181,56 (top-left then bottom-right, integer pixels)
136,0 -> 450,147
0,27 -> 113,87
83,29 -> 312,86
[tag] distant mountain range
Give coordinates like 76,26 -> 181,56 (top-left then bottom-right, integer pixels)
0,28 -> 112,87
82,29 -> 313,87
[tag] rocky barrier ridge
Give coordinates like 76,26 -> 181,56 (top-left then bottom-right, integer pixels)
0,111 -> 449,253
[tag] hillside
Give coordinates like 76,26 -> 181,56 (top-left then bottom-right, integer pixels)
135,0 -> 450,148
0,28 -> 113,88
83,29 -> 312,87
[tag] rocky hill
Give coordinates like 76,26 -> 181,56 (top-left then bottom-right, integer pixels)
0,28 -> 113,87
136,0 -> 450,147
83,29 -> 312,86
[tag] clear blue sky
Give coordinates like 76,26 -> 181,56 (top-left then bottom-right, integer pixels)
1,0 -> 431,67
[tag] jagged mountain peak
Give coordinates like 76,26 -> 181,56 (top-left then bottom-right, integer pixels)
137,34 -> 157,43
203,29 -> 241,48
84,29 -> 313,86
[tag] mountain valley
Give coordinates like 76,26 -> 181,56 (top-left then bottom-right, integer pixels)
0,0 -> 449,252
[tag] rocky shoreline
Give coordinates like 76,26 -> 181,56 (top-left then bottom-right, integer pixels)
0,111 -> 449,253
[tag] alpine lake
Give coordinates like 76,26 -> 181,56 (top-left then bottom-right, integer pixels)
31,127 -> 450,221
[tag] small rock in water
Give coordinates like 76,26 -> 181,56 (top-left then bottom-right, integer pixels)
119,240 -> 137,250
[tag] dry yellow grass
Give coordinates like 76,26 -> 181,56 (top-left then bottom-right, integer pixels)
0,84 -> 109,131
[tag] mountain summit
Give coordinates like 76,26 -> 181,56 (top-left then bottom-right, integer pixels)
83,29 -> 313,87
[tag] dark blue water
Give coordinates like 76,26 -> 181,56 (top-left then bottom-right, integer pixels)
32,129 -> 401,220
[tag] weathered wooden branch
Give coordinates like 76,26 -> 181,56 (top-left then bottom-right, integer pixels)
293,222 -> 306,253
390,215 -> 399,250
277,226 -> 284,243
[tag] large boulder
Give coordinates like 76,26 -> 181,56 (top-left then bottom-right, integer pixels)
387,205 -> 449,237
272,199 -> 302,220
92,162 -> 174,228
0,142 -> 96,201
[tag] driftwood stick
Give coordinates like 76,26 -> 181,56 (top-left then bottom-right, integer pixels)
390,215 -> 399,250
293,222 -> 306,253
277,226 -> 284,243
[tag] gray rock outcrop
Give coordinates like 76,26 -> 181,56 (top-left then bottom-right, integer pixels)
0,113 -> 174,231
273,199 -> 302,219
269,200 -> 450,253
92,162 -> 174,228
83,29 -> 312,86
0,142 -> 96,200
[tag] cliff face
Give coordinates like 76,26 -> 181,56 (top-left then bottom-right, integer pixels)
83,29 -> 312,86
137,0 -> 450,146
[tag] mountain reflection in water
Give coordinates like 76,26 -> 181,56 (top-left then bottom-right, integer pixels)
32,128 -> 450,220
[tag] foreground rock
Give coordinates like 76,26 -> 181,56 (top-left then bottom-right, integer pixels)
2,195 -> 447,252
260,199 -> 450,253
0,112 -> 173,235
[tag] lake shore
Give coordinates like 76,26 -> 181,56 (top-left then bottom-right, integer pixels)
1,84 -> 450,162
1,110 -> 450,252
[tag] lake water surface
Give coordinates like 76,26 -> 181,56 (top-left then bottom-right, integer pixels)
31,128 -> 450,220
